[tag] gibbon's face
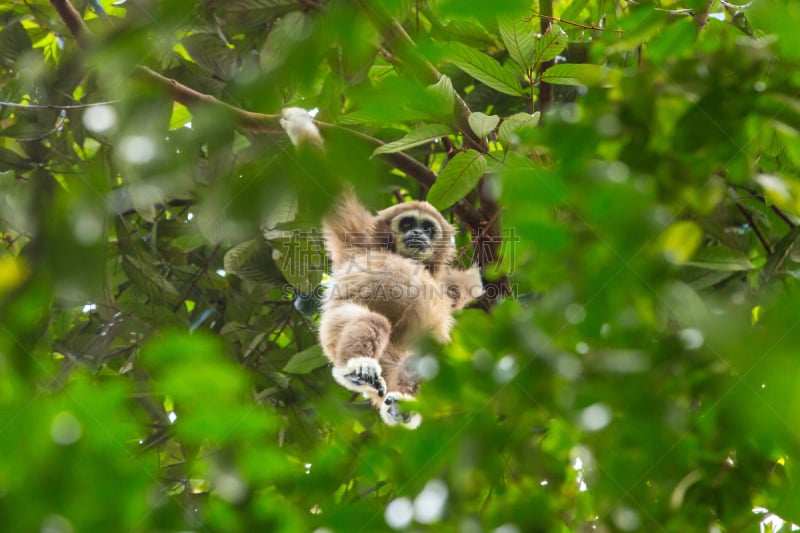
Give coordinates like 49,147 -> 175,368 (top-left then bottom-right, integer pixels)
374,201 -> 455,267
389,209 -> 443,261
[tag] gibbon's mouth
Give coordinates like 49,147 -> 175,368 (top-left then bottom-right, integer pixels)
403,235 -> 429,251
398,237 -> 433,260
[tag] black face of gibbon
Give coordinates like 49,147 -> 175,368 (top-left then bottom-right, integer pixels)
399,216 -> 436,252
391,213 -> 441,260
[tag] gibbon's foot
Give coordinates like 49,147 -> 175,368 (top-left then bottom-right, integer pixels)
380,392 -> 422,430
332,357 -> 387,397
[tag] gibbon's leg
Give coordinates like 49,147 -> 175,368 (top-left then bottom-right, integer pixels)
375,392 -> 422,429
373,349 -> 422,429
320,302 -> 391,397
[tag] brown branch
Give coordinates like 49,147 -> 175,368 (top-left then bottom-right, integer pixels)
134,66 -> 280,133
49,0 -> 91,48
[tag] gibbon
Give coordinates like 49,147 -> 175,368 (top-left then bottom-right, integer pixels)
280,107 -> 483,428
319,194 -> 483,428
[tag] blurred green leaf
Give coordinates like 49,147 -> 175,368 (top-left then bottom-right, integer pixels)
685,245 -> 754,271
0,147 -> 32,171
283,344 -> 327,374
659,221 -> 704,265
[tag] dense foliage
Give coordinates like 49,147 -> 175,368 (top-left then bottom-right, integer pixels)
2,0 -> 800,531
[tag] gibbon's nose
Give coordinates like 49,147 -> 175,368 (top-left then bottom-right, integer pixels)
403,229 -> 430,251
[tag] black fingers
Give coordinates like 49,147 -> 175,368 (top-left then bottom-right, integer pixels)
346,371 -> 385,397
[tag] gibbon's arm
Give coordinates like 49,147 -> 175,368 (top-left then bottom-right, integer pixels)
321,192 -> 377,267
279,108 -> 375,266
440,265 -> 484,311
280,107 -> 324,149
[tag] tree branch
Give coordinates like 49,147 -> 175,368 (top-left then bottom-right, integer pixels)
49,0 -> 499,297
355,0 -> 485,152
355,0 -> 511,301
733,199 -> 773,255
49,0 -> 91,48
134,66 -> 280,133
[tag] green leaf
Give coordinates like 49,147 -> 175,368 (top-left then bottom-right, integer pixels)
0,147 -> 32,171
468,112 -> 500,139
498,15 -> 535,71
427,150 -> 487,209
439,19 -> 493,48
540,64 -> 611,87
283,345 -> 328,374
271,235 -> 324,291
561,0 -> 590,23
182,33 -> 238,80
169,103 -> 193,130
762,226 -> 800,281
533,24 -> 568,66
448,42 -> 523,96
224,239 -> 284,283
0,21 -> 32,67
684,246 -> 754,271
497,112 -> 540,147
426,75 -> 456,114
259,11 -> 312,73
372,124 -> 452,156
122,256 -> 181,298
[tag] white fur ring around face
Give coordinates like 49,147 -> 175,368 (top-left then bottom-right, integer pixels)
380,392 -> 422,429
331,356 -> 387,398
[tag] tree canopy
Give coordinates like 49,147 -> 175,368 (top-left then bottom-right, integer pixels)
2,0 -> 800,531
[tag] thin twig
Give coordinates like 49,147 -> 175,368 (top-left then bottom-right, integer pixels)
719,0 -> 752,8
1,100 -> 119,110
770,205 -> 797,229
524,11 -> 624,33
733,199 -> 773,255
729,184 -> 797,229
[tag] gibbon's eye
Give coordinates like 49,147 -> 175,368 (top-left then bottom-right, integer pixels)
420,219 -> 436,238
398,217 -> 416,232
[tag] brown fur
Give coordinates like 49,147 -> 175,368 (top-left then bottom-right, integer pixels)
319,192 -> 483,427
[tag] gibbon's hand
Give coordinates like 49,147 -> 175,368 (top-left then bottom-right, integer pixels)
280,107 -> 324,149
332,357 -> 387,397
